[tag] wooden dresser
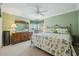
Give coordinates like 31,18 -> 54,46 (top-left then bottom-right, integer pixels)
11,32 -> 32,44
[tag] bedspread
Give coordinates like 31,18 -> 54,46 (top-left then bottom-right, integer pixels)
31,32 -> 73,56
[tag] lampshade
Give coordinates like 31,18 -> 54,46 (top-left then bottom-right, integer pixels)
11,23 -> 16,28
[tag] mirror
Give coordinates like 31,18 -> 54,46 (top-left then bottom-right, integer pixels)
15,20 -> 29,32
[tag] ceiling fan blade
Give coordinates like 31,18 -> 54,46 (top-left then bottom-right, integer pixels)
39,13 -> 44,16
40,10 -> 48,13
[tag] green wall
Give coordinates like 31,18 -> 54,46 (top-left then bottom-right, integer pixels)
44,11 -> 78,36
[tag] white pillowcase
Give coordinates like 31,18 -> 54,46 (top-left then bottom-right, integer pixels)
56,28 -> 68,34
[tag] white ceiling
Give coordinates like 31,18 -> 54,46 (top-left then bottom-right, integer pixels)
2,3 -> 78,20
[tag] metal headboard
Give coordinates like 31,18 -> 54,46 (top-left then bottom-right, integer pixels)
47,24 -> 72,34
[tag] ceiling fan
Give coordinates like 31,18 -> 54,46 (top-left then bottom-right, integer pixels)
34,6 -> 47,16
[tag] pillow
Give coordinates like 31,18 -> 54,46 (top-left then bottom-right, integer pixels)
56,28 -> 68,34
46,28 -> 57,33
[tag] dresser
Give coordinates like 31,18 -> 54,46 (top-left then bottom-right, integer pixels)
11,32 -> 32,44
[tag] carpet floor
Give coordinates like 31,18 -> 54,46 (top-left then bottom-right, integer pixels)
0,41 -> 50,56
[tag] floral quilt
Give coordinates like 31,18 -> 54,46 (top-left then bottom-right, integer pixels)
31,32 -> 73,56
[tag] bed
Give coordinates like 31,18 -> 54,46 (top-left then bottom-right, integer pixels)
31,24 -> 76,56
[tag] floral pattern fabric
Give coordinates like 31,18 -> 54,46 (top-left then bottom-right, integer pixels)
31,32 -> 72,56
